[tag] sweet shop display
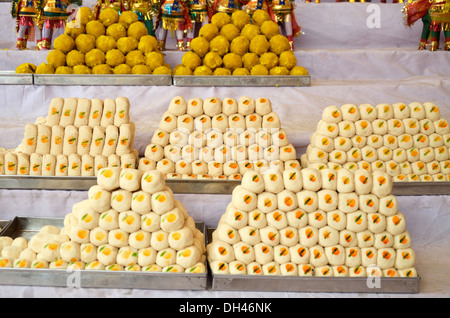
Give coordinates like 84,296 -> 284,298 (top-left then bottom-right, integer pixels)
173,10 -> 308,76
15,8 -> 171,75
0,96 -> 139,176
0,168 -> 207,273
207,168 -> 418,277
301,102 -> 450,182
140,95 -> 302,180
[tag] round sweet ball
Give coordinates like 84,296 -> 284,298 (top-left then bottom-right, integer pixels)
145,51 -> 164,70
230,35 -> 249,56
182,51 -> 202,71
220,23 -> 241,42
53,33 -> 75,53
131,64 -> 152,74
199,23 -> 219,41
232,68 -> 250,76
279,50 -> 297,70
213,67 -> 231,75
99,8 -> 119,27
85,20 -> 106,38
55,66 -> 73,74
126,50 -> 145,67
290,66 -> 309,76
117,36 -> 138,54
242,52 -> 259,70
173,65 -> 193,75
85,48 -> 106,68
106,23 -> 127,41
250,64 -> 269,76
46,49 -> 66,68
241,24 -> 261,41
269,66 -> 289,75
96,35 -> 117,53
66,50 -> 85,67
113,63 -> 132,74
138,35 -> 159,54
252,9 -> 271,27
223,52 -> 242,71
65,23 -> 85,39
209,35 -> 230,56
128,21 -> 148,41
194,65 -> 213,75
75,34 -> 96,54
76,6 -> 95,25
260,20 -> 280,40
92,64 -> 112,74
106,49 -> 125,67
73,64 -> 92,74
190,36 -> 210,58
269,34 -> 291,55
119,11 -> 139,28
15,63 -> 36,74
259,52 -> 279,70
231,10 -> 250,30
152,65 -> 172,75
35,63 -> 55,74
211,12 -> 231,30
249,35 -> 270,55
203,51 -> 223,70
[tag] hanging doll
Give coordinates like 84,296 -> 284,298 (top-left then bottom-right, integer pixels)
185,0 -> 211,49
241,0 -> 269,16
155,0 -> 192,51
210,0 -> 247,15
94,0 -> 126,16
11,0 -> 43,50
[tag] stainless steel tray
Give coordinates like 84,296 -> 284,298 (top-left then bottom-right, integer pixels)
33,74 -> 172,86
0,217 -> 208,290
173,75 -> 311,87
0,71 -> 33,85
206,228 -> 420,293
0,220 -> 11,234
391,181 -> 450,196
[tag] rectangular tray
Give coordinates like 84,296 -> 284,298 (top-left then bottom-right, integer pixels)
0,71 -> 33,85
206,228 -> 420,294
0,220 -> 11,234
173,75 -> 311,87
0,175 -> 449,196
0,217 -> 208,290
33,74 -> 172,86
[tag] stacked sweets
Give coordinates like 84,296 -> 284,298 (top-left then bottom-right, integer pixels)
0,168 -> 206,273
207,168 -> 417,277
0,97 -> 138,176
140,96 -> 301,180
301,102 -> 450,182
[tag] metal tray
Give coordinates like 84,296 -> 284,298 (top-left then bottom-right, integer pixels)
0,175 -> 449,196
0,71 -> 33,85
33,74 -> 172,86
0,217 -> 208,290
173,75 -> 311,87
0,220 -> 11,234
206,228 -> 420,293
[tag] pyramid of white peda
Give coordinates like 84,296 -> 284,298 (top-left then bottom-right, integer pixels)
0,167 -> 207,273
0,97 -> 139,176
140,96 -> 302,180
301,102 -> 450,182
207,168 -> 418,277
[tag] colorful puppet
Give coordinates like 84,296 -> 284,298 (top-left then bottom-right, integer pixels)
268,0 -> 301,50
11,0 -> 43,50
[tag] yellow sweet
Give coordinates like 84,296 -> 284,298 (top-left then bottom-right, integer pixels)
126,50 -> 145,67
106,23 -> 127,41
211,12 -> 231,29
96,35 -> 117,53
190,36 -> 210,58
269,34 -> 291,55
113,64 -> 132,74
220,23 -> 240,42
73,65 -> 92,74
35,63 -> 54,74
145,51 -> 164,70
138,35 -> 159,54
66,50 -> 85,67
230,35 -> 249,56
199,23 -> 219,41
55,66 -> 73,74
119,11 -> 139,28
152,65 -> 172,74
106,49 -> 126,67
65,24 -> 85,39
193,65 -> 213,75
240,24 -> 260,41
99,8 -> 119,27
222,52 -> 242,71
269,66 -> 289,75
53,33 -> 75,53
290,66 -> 309,76
75,34 -> 96,54
249,35 -> 269,55
203,51 -> 223,70
46,49 -> 66,68
250,64 -> 269,75
251,9 -> 271,27
209,35 -> 229,56
278,50 -> 297,70
242,52 -> 259,69
231,10 -> 250,30
259,52 -> 279,69
85,20 -> 106,38
85,49 -> 106,68
127,21 -> 148,41
76,6 -> 95,25
260,20 -> 280,39
92,64 -> 112,74
232,68 -> 250,75
213,67 -> 231,75
116,36 -> 138,54
173,65 -> 193,75
182,51 -> 202,71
